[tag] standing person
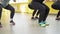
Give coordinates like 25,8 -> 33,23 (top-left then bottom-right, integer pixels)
28,0 -> 50,27
31,9 -> 39,19
52,0 -> 60,20
0,0 -> 16,28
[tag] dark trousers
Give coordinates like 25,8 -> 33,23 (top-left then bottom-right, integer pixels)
41,3 -> 50,21
30,2 -> 50,23
32,9 -> 39,17
0,4 -> 15,19
39,4 -> 49,23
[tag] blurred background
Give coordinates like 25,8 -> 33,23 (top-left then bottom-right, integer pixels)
0,0 -> 60,34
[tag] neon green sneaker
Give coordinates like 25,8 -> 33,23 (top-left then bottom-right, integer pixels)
40,24 -> 46,27
39,21 -> 49,27
39,21 -> 46,27
44,21 -> 49,26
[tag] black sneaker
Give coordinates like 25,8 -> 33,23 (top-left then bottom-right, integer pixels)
10,20 -> 15,25
31,17 -> 34,19
0,23 -> 2,28
56,18 -> 60,20
35,17 -> 39,19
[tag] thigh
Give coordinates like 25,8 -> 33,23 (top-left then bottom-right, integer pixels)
31,2 -> 46,10
4,4 -> 14,11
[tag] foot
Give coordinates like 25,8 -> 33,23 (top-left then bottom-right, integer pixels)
31,17 -> 34,19
35,17 -> 39,19
56,18 -> 60,20
44,21 -> 49,26
0,23 -> 2,28
10,20 -> 15,25
39,23 -> 46,27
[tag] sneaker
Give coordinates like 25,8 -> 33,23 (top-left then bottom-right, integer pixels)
44,21 -> 49,26
35,17 -> 39,19
39,21 -> 46,27
31,17 -> 34,19
0,23 -> 2,28
10,20 -> 15,25
39,21 -> 49,27
56,18 -> 60,20
39,23 -> 46,27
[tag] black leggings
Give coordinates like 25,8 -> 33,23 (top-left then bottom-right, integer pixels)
0,4 -> 15,19
32,9 -> 39,17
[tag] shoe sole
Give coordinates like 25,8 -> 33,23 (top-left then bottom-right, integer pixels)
39,24 -> 49,27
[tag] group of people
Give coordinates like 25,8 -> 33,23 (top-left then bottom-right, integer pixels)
28,0 -> 60,27
0,0 -> 60,28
